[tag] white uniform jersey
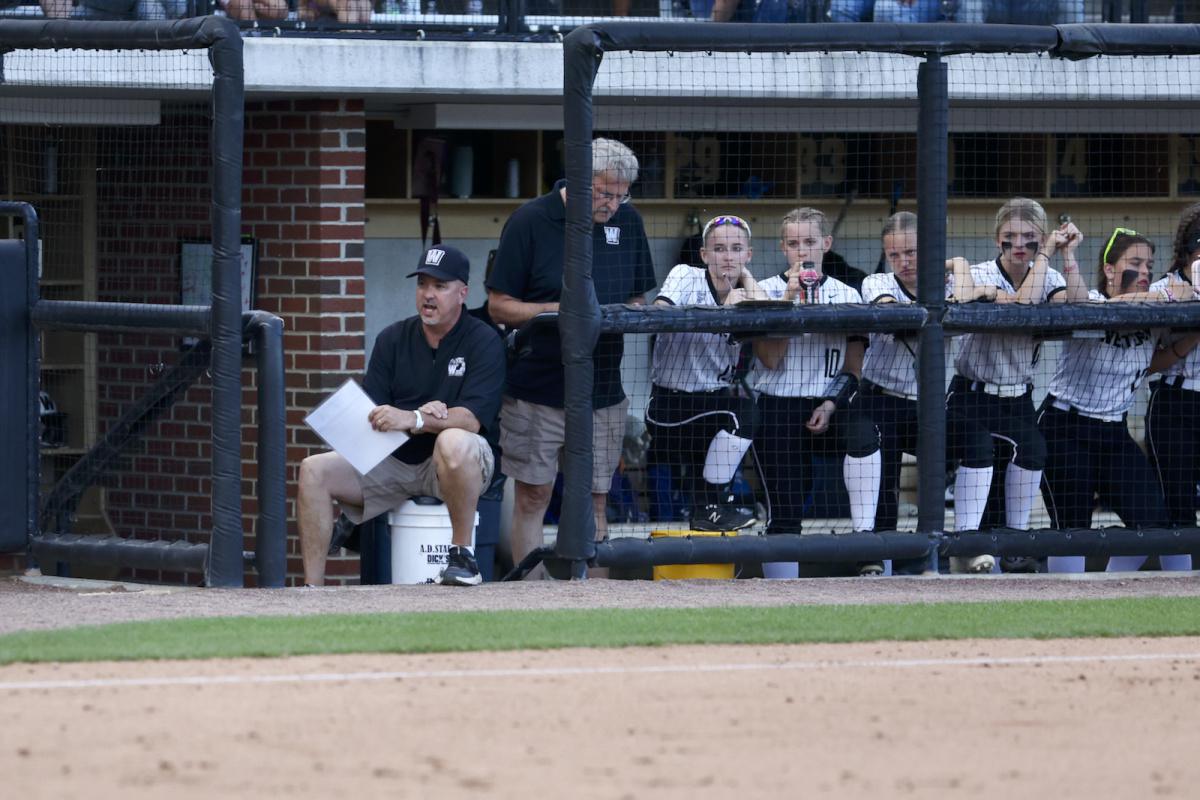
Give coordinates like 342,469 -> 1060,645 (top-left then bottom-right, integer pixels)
1150,272 -> 1199,381
860,272 -> 953,398
954,258 -> 1067,387
1049,291 -> 1162,417
651,264 -> 741,392
751,272 -> 865,398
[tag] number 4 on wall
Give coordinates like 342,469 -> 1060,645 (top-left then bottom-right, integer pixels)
1053,136 -> 1089,195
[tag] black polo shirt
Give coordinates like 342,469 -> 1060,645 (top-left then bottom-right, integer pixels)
486,179 -> 656,409
363,310 -> 505,465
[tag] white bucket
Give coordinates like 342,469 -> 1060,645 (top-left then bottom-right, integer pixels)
388,500 -> 478,584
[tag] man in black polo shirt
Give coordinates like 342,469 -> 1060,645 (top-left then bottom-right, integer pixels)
297,244 -> 505,587
487,138 -> 656,575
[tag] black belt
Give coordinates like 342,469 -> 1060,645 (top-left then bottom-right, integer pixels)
652,385 -> 734,397
861,380 -> 918,402
1154,375 -> 1200,393
1043,394 -> 1126,424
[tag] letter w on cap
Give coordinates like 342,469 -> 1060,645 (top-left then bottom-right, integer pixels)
426,248 -> 446,265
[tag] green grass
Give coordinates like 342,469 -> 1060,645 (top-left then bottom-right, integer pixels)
1,597 -> 1199,665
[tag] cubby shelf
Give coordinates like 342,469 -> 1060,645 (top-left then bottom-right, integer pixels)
4,126 -> 108,533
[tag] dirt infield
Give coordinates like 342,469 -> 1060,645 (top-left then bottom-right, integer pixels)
2,574 -> 1200,799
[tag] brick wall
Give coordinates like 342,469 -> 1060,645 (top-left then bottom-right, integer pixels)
11,100 -> 369,585
243,98 -> 367,586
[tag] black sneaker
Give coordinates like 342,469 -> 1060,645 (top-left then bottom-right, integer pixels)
327,513 -> 357,556
438,546 -> 482,586
999,555 -> 1040,574
690,504 -> 756,532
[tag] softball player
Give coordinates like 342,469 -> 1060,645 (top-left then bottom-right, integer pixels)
946,198 -> 1089,573
752,207 -> 882,578
647,215 -> 766,531
1039,229 -> 1194,573
857,211 -> 993,573
1145,204 -> 1200,540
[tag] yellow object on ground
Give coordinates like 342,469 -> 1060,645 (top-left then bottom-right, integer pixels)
649,529 -> 736,581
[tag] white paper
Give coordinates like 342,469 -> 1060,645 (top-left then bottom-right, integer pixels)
303,379 -> 409,475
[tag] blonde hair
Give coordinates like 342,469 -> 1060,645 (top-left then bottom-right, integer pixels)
779,207 -> 830,239
994,197 -> 1048,239
593,138 -> 639,184
881,211 -> 917,239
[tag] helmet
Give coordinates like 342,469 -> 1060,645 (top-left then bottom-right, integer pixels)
39,390 -> 66,448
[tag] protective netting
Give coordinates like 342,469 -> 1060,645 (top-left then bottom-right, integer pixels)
14,47 -> 218,581
549,40 -> 1200,576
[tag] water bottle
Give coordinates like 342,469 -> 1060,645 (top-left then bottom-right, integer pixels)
798,262 -> 820,304
505,158 -> 520,198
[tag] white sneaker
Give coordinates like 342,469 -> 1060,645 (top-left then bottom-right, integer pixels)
949,554 -> 995,574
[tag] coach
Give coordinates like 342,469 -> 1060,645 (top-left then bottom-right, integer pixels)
486,138 -> 656,576
297,245 -> 505,587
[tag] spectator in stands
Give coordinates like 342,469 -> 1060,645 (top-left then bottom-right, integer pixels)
829,0 -> 944,22
297,0 -> 371,23
751,206 -> 883,578
222,0 -> 288,21
946,198 -> 1087,574
40,0 -> 190,18
708,0 -> 824,21
296,244 -> 505,587
1038,228 -> 1196,575
855,211 -> 992,574
1146,205 -> 1200,534
646,214 -> 767,533
486,137 -> 656,579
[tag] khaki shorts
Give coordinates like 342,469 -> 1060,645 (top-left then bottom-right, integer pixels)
500,396 -> 628,494
342,432 -> 494,524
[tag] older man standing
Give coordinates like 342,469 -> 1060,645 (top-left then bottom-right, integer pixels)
487,138 -> 656,576
297,244 -> 505,587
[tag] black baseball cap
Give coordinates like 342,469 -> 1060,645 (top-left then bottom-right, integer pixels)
407,244 -> 470,284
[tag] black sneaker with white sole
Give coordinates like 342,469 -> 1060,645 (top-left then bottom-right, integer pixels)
438,546 -> 482,586
999,555 -> 1041,574
690,504 -> 756,532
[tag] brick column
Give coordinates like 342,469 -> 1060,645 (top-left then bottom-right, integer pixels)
243,99 -> 367,586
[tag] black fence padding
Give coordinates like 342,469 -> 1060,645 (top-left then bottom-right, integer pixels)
32,301 -> 211,336
1056,23 -> 1200,58
580,21 -> 1059,56
0,239 -> 30,553
0,17 -> 237,50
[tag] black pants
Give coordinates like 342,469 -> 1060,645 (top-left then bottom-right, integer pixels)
646,386 -> 756,508
946,375 -> 1047,471
756,393 -> 879,534
853,383 -> 917,533
1038,399 -> 1167,530
1145,381 -> 1200,526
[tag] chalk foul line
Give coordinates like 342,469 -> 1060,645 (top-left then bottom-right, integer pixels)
1,650 -> 1198,692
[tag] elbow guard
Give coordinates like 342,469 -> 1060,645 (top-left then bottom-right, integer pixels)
822,372 -> 859,410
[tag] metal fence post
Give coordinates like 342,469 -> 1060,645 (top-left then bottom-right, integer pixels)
916,53 -> 949,570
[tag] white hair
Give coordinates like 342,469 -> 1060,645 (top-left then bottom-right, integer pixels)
593,137 -> 639,184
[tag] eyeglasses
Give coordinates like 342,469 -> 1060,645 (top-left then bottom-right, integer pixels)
702,215 -> 752,242
999,240 -> 1040,254
1102,227 -> 1138,265
593,186 -> 632,205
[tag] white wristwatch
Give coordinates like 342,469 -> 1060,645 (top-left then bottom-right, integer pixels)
412,409 -> 424,431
